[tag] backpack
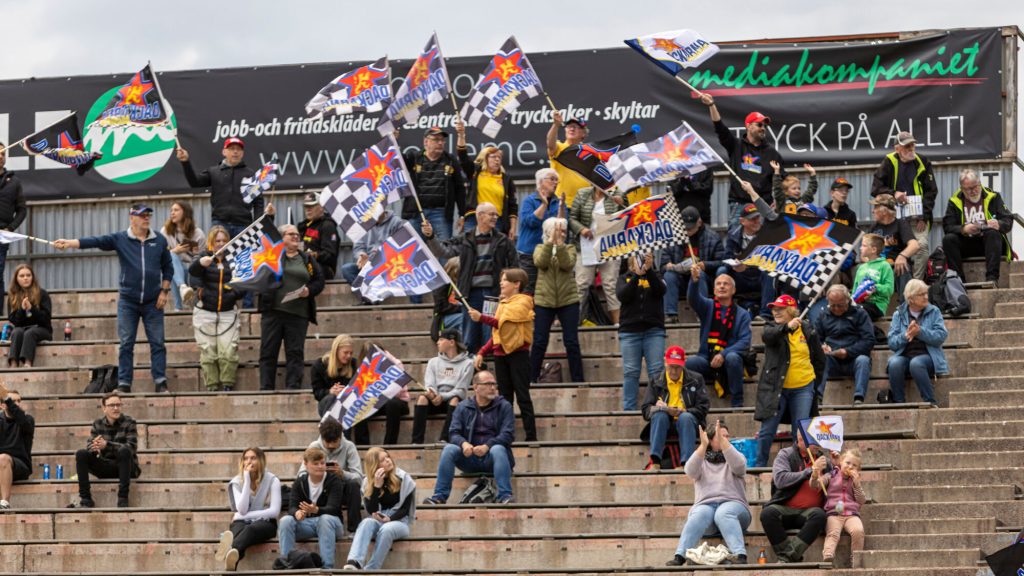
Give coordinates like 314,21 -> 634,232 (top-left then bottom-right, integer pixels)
459,477 -> 497,504
537,361 -> 563,384
580,285 -> 611,327
83,365 -> 119,394
272,550 -> 323,570
928,270 -> 972,317
924,247 -> 948,285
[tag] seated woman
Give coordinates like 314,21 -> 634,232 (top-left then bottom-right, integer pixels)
216,447 -> 281,572
312,334 -> 358,413
7,264 -> 52,368
530,217 -> 583,383
189,226 -> 242,391
886,278 -> 948,407
161,200 -> 204,310
343,447 -> 416,571
349,342 -> 410,446
666,421 -> 750,566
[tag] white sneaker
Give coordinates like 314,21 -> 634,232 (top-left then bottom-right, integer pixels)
214,530 -> 233,562
0,499 -> 10,510
180,284 -> 195,306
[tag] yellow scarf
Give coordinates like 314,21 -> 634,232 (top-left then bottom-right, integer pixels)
493,293 -> 535,353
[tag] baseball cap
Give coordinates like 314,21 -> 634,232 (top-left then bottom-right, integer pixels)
797,203 -> 827,219
223,137 -> 244,150
565,117 -> 588,128
830,177 -> 853,190
896,131 -> 916,146
680,206 -> 701,226
767,294 -> 798,309
664,346 -> 686,366
129,203 -> 153,216
745,111 -> 771,125
869,194 -> 897,210
303,192 -> 319,206
439,328 -> 467,352
424,127 -> 449,138
739,203 -> 760,219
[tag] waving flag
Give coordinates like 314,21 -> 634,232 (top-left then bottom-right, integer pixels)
377,33 -> 452,135
592,193 -> 688,262
319,134 -> 416,242
223,218 -> 285,293
625,29 -> 720,75
606,122 -> 721,192
241,163 -> 279,205
737,214 -> 862,298
0,230 -> 28,244
352,222 -> 451,302
305,57 -> 392,119
554,128 -> 640,190
87,64 -> 169,129
460,36 -> 544,137
323,345 -> 416,430
19,113 -> 101,174
798,415 -> 845,453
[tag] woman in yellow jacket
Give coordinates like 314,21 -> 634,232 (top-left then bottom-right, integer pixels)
530,218 -> 583,383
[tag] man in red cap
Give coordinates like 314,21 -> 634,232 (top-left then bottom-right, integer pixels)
700,94 -> 785,232
640,345 -> 710,470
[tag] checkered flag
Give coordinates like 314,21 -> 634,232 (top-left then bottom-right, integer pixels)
460,36 -> 544,138
778,242 -> 857,298
319,134 -> 416,242
240,163 -> 278,205
606,122 -> 722,192
377,33 -> 452,135
591,193 -> 689,262
222,220 -> 267,265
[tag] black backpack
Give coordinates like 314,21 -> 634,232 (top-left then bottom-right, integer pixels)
924,247 -> 948,285
928,270 -> 972,317
83,365 -> 119,394
459,477 -> 497,504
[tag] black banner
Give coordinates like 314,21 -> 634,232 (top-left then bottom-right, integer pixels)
0,27 -> 1004,200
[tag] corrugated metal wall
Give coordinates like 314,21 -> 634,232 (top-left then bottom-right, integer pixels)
7,161 -> 1014,290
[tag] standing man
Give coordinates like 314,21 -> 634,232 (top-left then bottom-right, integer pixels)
825,178 -> 857,227
177,138 -> 261,237
813,285 -> 874,405
69,391 -> 141,508
403,127 -> 466,241
700,94 -> 784,231
545,111 -> 591,209
0,384 -> 34,510
871,131 -> 938,280
941,168 -> 1013,283
298,192 -> 340,281
0,144 -> 27,313
55,204 -> 173,393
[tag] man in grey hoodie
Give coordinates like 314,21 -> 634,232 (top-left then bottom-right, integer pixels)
299,417 -> 363,534
411,329 -> 473,444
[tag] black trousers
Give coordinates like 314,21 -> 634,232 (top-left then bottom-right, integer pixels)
350,399 -> 409,446
259,310 -> 309,390
75,447 -> 139,500
411,402 -> 456,444
759,504 -> 827,546
943,229 -> 1004,281
8,326 -> 51,363
339,475 -> 363,533
229,519 -> 277,560
494,350 -> 536,441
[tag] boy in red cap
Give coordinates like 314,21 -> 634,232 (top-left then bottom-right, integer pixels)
640,346 -> 710,470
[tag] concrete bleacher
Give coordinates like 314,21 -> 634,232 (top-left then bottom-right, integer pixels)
1,259 -> 1023,574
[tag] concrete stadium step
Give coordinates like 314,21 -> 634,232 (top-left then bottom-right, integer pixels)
962,359 -> 1024,377
886,467 -> 1024,487
867,516 -> 998,535
890,484 -> 1019,503
947,389 -> 1024,408
910,450 -> 1024,469
832,570 -> 982,576
866,500 -> 1024,526
863,532 -> 1010,550
932,419 -> 1024,439
853,549 -> 982,570
995,301 -> 1024,317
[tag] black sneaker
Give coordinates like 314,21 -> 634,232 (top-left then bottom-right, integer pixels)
343,560 -> 361,571
496,494 -> 516,504
155,383 -> 169,394
422,496 -> 445,505
666,315 -> 679,324
665,554 -> 685,566
68,498 -> 95,508
853,396 -> 864,406
117,497 -> 130,508
116,385 -> 131,394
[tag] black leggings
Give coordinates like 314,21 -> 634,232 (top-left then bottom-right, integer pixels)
494,350 -> 536,441
229,519 -> 276,560
350,398 -> 410,445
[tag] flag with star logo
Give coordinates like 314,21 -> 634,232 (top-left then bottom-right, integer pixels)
605,122 -> 721,192
624,29 -> 720,76
460,36 -> 544,137
19,113 -> 102,174
87,64 -> 170,129
798,415 -> 844,453
319,134 -> 417,242
590,193 -> 688,262
305,56 -> 393,119
351,221 -> 452,303
240,163 -> 279,205
223,217 -> 286,293
554,128 -> 640,190
377,32 -> 452,135
737,214 -> 862,298
322,344 -> 416,430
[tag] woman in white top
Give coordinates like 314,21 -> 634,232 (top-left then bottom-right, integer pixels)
216,447 -> 281,571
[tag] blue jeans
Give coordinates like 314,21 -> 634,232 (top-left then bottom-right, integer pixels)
431,443 -> 513,501
277,514 -> 343,568
887,354 -> 936,404
341,262 -> 359,285
822,355 -> 872,401
213,220 -> 254,308
418,208 -> 451,241
619,328 -> 665,410
755,383 -> 814,467
169,252 -> 188,310
686,352 -> 746,407
675,500 -> 752,557
463,287 -> 495,354
649,411 -> 699,464
117,298 -> 166,389
531,304 -> 583,382
663,270 -> 711,316
347,517 -> 410,570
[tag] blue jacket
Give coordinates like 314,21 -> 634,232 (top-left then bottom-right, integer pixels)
723,227 -> 762,283
813,304 -> 874,361
516,192 -> 560,255
448,395 -> 516,469
687,276 -> 751,359
79,228 -> 173,303
887,302 -> 949,375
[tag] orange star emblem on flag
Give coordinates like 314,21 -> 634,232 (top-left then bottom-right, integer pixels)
778,220 -> 838,256
406,49 -> 437,90
816,421 -> 836,435
649,133 -> 696,164
340,65 -> 387,97
350,353 -> 385,396
651,37 -> 682,53
481,50 -> 524,86
366,240 -> 417,282
349,147 -> 397,191
251,233 -> 285,276
613,198 -> 665,229
116,72 -> 155,106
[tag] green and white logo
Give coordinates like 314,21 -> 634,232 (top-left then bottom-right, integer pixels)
82,86 -> 177,184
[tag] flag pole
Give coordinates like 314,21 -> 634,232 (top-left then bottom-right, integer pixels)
5,111 -> 80,154
797,231 -> 864,321
148,61 -> 181,148
672,74 -> 706,98
26,235 -> 54,246
214,212 -> 270,258
688,122 -> 747,187
544,92 -> 558,112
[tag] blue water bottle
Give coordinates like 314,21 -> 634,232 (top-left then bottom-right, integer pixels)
42,464 -> 51,480
0,324 -> 10,342
56,465 -> 64,480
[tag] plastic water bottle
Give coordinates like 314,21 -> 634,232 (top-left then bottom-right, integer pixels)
0,324 -> 10,342
56,465 -> 64,480
64,321 -> 73,341
758,548 -> 767,564
42,464 -> 51,480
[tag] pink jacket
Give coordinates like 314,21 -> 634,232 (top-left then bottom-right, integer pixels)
822,469 -> 866,517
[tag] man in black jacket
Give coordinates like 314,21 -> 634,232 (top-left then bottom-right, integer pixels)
759,433 -> 829,563
404,127 -> 465,241
640,346 -> 710,470
0,384 -> 34,510
814,285 -> 874,405
941,168 -> 1013,282
668,170 -> 714,225
660,206 -> 726,322
69,391 -> 141,508
0,146 -> 27,311
298,192 -> 340,280
278,447 -> 345,569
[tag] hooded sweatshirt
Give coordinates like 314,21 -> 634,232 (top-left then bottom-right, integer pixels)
299,437 -> 364,484
424,350 -> 474,401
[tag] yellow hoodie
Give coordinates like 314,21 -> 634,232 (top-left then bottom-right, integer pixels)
493,293 -> 535,354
